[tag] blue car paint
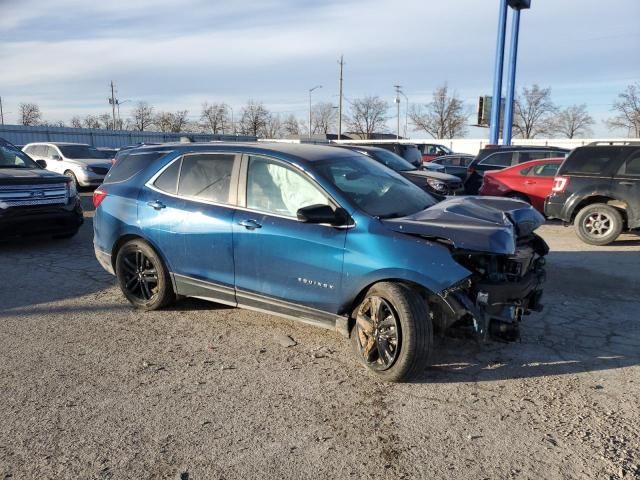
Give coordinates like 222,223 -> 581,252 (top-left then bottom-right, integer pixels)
94,143 -> 474,318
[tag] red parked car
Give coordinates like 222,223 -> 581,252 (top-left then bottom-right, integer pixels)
479,158 -> 563,213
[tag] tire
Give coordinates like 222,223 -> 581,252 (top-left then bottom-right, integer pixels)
115,239 -> 175,310
350,282 -> 432,382
64,170 -> 79,190
574,203 -> 623,246
506,192 -> 530,203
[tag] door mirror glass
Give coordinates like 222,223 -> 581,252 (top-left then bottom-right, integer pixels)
52,154 -> 62,161
297,204 -> 339,224
36,159 -> 47,168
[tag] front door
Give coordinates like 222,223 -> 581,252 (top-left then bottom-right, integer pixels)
232,155 -> 346,316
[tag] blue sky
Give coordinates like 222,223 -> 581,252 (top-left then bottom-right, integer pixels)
1,0 -> 638,137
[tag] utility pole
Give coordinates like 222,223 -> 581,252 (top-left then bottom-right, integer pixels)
337,55 -> 344,140
0,96 -> 4,126
308,85 -> 322,139
109,81 -> 117,130
394,85 -> 402,139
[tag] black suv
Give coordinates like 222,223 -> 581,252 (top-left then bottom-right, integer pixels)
465,145 -> 569,194
0,138 -> 83,240
545,142 -> 640,245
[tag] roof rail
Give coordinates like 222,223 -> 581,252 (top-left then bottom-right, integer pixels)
587,140 -> 640,146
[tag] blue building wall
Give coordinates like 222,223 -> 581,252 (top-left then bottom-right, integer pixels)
0,124 -> 256,147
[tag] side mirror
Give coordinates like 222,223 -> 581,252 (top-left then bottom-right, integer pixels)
297,204 -> 348,226
52,154 -> 62,161
36,159 -> 47,168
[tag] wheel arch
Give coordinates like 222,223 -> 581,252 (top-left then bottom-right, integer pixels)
570,195 -> 629,225
111,234 -> 173,275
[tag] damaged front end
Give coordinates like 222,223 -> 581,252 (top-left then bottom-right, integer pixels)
384,196 -> 549,342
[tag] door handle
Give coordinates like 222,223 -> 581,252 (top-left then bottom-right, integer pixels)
524,180 -> 536,185
238,219 -> 262,230
147,200 -> 166,210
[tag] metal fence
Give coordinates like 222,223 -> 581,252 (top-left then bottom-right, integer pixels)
0,124 -> 255,147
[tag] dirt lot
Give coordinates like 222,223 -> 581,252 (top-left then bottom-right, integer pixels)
1,194 -> 639,480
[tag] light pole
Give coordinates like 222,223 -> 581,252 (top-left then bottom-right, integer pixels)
393,85 -> 403,139
308,85 -> 322,139
116,99 -> 130,130
399,90 -> 409,138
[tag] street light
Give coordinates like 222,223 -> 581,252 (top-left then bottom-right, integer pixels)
116,99 -> 131,130
308,85 -> 322,139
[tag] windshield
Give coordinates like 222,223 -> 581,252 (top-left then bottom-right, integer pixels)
58,145 -> 105,159
362,149 -> 415,172
314,155 -> 436,218
0,143 -> 40,169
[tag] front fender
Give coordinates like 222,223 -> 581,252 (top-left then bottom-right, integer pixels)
339,215 -> 470,313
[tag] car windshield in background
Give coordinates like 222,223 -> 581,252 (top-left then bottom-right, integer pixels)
315,155 -> 435,218
58,145 -> 105,159
0,144 -> 39,168
366,149 -> 415,172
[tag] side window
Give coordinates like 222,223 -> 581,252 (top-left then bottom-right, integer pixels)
47,146 -> 59,159
177,154 -> 235,203
480,152 -> 513,167
519,166 -> 533,175
531,163 -> 560,177
621,153 -> 640,176
246,156 -> 329,217
153,158 -> 182,194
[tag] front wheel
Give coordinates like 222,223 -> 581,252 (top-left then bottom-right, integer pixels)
574,203 -> 623,246
115,239 -> 175,310
64,170 -> 79,190
351,282 -> 432,382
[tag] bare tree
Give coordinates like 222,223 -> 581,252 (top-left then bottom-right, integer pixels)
201,102 -> 229,134
554,104 -> 594,138
70,116 -> 83,128
155,110 -> 189,133
311,102 -> 336,134
98,113 -> 114,130
346,96 -> 389,139
83,115 -> 101,129
409,85 -> 468,138
607,82 -> 640,137
239,100 -> 270,137
40,120 -> 66,128
131,101 -> 154,131
18,103 -> 42,126
282,114 -> 301,136
262,114 -> 283,138
512,84 -> 557,139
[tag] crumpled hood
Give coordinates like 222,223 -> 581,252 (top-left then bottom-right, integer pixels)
382,196 -> 545,255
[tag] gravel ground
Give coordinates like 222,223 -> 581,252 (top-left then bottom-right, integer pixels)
1,194 -> 639,480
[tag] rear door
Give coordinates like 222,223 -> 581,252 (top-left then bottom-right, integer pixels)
522,161 -> 561,211
614,150 -> 640,228
141,152 -> 240,305
232,154 -> 346,316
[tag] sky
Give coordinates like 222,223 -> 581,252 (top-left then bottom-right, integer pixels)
1,0 -> 639,137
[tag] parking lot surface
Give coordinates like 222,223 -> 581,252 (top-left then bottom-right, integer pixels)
1,193 -> 639,479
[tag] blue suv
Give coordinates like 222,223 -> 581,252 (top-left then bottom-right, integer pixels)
94,143 -> 548,381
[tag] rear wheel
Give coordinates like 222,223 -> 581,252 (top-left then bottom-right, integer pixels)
574,203 -> 623,246
115,239 -> 175,310
351,282 -> 432,382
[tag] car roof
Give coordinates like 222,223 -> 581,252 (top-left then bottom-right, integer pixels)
335,144 -> 391,154
436,153 -> 474,158
25,142 -> 90,146
131,141 -> 359,163
480,145 -> 569,152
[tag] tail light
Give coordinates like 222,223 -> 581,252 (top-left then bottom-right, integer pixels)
552,176 -> 569,193
93,188 -> 107,208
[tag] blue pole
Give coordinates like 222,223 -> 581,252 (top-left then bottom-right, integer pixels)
489,0 -> 508,145
503,7 -> 521,145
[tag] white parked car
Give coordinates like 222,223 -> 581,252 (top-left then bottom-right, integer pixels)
22,142 -> 112,188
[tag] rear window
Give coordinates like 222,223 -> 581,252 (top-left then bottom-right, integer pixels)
103,151 -> 170,184
560,147 -> 624,175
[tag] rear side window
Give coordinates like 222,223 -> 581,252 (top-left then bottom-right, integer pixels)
480,152 -> 513,167
153,159 -> 182,194
104,151 -> 169,184
560,147 -> 624,175
620,152 -> 640,176
531,163 -> 560,177
177,154 -> 235,203
516,151 -> 552,163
